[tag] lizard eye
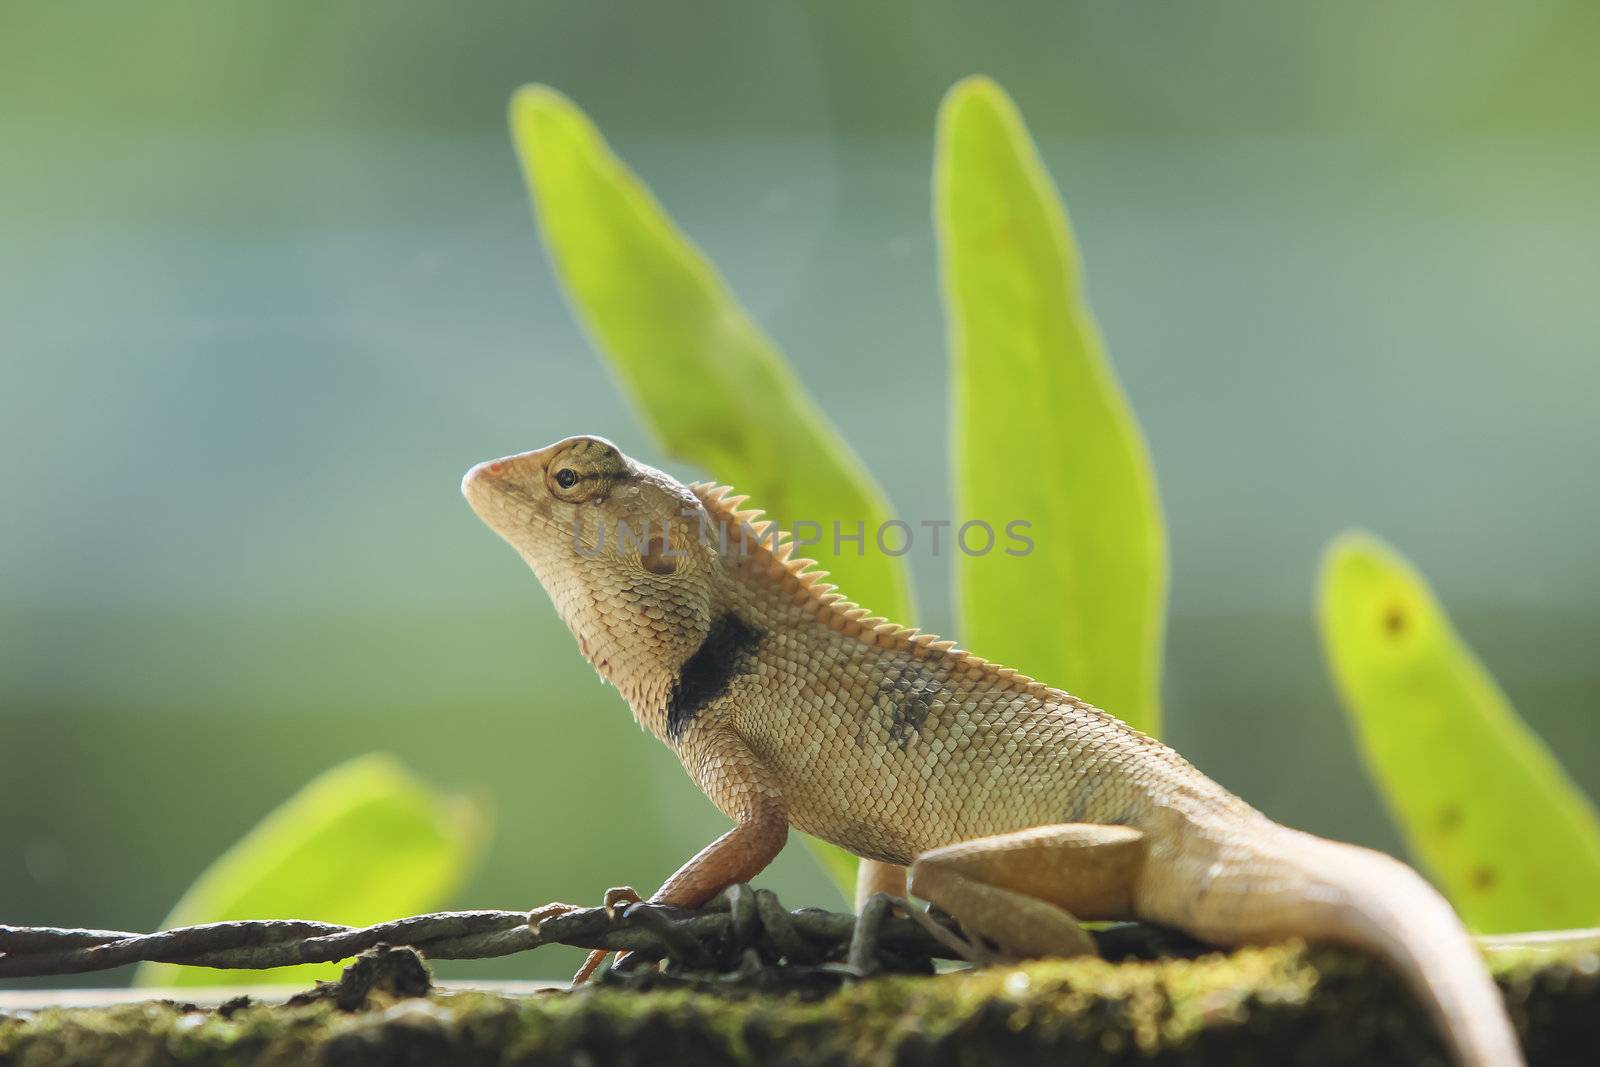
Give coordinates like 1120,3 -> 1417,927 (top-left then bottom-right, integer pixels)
554,468 -> 579,490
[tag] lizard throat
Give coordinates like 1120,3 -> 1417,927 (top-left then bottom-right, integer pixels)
665,612 -> 764,741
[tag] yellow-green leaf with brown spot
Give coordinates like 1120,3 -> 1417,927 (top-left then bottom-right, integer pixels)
1317,531 -> 1600,932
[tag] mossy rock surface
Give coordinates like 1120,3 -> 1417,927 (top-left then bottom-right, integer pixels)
3,940 -> 1597,1066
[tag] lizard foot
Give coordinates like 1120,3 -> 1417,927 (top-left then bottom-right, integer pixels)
906,901 -> 1001,966
528,901 -> 617,984
567,888 -> 646,985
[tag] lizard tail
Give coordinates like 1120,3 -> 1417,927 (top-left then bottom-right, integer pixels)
1185,826 -> 1525,1067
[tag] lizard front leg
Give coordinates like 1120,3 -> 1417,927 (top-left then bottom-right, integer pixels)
570,726 -> 789,983
908,824 -> 1147,959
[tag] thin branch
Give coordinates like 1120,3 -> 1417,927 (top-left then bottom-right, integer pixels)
0,888 -> 1236,983
0,891 -> 948,980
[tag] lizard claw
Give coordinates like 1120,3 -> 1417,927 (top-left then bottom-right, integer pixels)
602,885 -> 644,919
527,901 -> 580,937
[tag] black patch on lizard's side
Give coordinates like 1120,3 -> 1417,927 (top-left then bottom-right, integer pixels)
666,612 -> 764,741
866,674 -> 944,750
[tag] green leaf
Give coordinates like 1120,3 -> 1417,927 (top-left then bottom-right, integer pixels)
508,86 -> 910,628
135,753 -> 487,987
1317,531 -> 1600,932
510,86 -> 910,899
935,77 -> 1166,736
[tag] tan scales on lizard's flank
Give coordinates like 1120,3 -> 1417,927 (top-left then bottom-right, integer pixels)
463,434 -> 1525,1067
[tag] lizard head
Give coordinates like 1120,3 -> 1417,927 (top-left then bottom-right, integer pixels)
462,435 -> 722,712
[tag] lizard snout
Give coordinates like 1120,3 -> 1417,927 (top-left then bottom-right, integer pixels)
463,450 -> 546,496
461,459 -> 504,501
462,454 -> 535,516
462,458 -> 502,490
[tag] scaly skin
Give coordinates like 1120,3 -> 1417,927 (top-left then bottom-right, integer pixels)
463,435 -> 1524,1067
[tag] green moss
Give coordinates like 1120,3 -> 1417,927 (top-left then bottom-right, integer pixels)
3,941 -> 1597,1066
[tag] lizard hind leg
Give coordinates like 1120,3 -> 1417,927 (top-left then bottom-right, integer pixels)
855,859 -> 908,911
907,824 -> 1147,960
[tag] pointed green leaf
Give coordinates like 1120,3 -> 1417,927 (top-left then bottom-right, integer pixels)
1317,531 -> 1600,932
509,85 -> 910,627
936,77 -> 1166,735
136,753 -> 487,987
510,86 -> 911,898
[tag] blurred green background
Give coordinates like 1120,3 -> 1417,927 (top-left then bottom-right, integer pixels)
3,2 -> 1597,984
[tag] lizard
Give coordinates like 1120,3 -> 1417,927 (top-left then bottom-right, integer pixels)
462,434 -> 1524,1067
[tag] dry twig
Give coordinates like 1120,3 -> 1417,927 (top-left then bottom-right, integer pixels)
0,886 -> 1211,986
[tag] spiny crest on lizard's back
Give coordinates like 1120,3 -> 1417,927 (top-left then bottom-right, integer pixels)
689,480 -> 1080,708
